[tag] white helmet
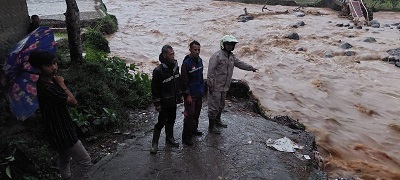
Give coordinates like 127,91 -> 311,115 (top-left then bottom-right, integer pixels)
220,35 -> 238,50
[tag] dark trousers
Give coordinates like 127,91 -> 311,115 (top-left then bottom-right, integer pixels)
155,105 -> 177,131
182,97 -> 202,139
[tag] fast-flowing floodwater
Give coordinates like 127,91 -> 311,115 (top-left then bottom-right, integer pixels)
101,0 -> 400,179
30,0 -> 400,179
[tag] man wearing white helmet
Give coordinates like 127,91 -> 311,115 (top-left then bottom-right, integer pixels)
207,35 -> 257,134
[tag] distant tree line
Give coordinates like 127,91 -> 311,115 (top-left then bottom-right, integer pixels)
367,0 -> 400,10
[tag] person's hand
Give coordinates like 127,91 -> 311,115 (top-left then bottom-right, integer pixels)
155,105 -> 161,112
186,95 -> 192,105
251,67 -> 258,72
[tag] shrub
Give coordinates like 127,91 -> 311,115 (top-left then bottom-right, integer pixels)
60,55 -> 151,134
83,29 -> 110,53
94,14 -> 118,35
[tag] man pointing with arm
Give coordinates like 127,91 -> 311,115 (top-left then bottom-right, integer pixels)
207,35 -> 257,134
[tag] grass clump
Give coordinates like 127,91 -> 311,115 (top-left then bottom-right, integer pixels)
60,28 -> 151,134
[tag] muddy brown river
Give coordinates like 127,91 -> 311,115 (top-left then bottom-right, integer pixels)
29,0 -> 400,179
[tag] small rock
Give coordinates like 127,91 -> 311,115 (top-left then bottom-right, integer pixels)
391,23 -> 400,26
336,23 -> 343,27
356,26 -> 362,29
344,23 -> 350,27
384,24 -> 391,27
328,21 -> 332,23
296,47 -> 305,51
370,20 -> 379,24
344,51 -> 356,56
348,26 -> 353,29
371,24 -> 380,28
370,20 -> 380,28
340,42 -> 353,49
292,21 -> 305,28
363,37 -> 376,43
287,32 -> 300,40
397,25 -> 400,29
294,12 -> 305,17
324,52 -> 334,58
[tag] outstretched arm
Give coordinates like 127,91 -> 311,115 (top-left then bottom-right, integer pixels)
233,56 -> 257,72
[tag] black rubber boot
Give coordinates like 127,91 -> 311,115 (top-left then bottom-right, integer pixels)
182,136 -> 194,146
216,112 -> 227,128
192,115 -> 202,136
165,124 -> 179,147
150,126 -> 161,154
182,117 -> 194,145
208,119 -> 221,134
216,119 -> 227,128
192,130 -> 203,136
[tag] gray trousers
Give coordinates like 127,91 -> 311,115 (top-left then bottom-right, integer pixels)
58,140 -> 92,180
207,91 -> 226,120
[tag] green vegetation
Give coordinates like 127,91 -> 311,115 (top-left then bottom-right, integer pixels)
57,18 -> 151,136
93,14 -> 118,35
0,4 -> 150,179
365,0 -> 400,11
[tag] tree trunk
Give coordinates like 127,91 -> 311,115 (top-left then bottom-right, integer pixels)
65,0 -> 83,64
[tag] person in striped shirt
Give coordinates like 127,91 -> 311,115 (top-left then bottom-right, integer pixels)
29,51 -> 92,180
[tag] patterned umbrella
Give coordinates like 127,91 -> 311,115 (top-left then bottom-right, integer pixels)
1,26 -> 56,120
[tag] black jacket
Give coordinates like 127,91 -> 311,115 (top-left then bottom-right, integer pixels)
151,54 -> 182,107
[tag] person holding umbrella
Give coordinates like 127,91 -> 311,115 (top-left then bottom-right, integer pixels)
2,26 -> 56,121
28,50 -> 92,180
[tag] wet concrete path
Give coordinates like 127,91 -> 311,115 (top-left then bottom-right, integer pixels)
87,98 -> 319,180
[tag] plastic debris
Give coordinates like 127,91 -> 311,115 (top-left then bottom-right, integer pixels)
266,137 -> 303,152
304,155 -> 311,160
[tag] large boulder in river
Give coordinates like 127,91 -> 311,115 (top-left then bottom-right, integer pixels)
387,48 -> 400,57
227,79 -> 251,98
